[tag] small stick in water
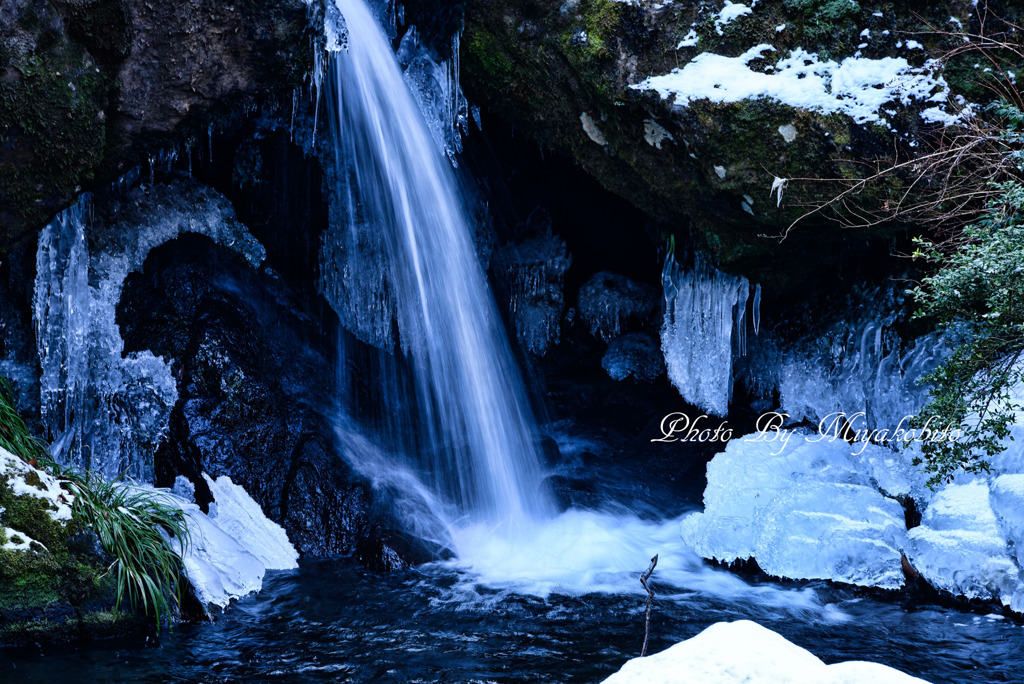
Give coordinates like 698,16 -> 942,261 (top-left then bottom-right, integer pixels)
640,554 -> 658,657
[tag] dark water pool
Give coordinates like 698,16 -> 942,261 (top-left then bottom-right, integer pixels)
3,559 -> 1022,683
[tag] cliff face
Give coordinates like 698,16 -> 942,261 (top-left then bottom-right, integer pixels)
0,0 -> 313,244
460,0 -> 1019,288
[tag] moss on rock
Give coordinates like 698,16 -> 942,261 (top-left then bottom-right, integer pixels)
0,457 -> 142,645
462,0 -> 980,291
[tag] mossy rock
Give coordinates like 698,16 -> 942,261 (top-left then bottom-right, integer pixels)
0,464 -> 143,645
462,0 -> 984,291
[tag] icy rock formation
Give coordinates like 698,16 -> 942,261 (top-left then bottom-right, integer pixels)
495,230 -> 571,357
906,482 -> 1019,605
602,620 -> 929,684
164,474 -> 297,610
661,255 -> 750,416
577,272 -> 658,343
601,332 -> 664,382
397,26 -> 472,163
33,183 -> 265,481
681,433 -> 908,588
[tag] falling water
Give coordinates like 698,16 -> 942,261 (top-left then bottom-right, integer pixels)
324,0 -> 552,525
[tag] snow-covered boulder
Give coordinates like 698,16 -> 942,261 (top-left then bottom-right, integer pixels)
681,433 -> 908,588
162,474 -> 298,610
601,620 -> 928,683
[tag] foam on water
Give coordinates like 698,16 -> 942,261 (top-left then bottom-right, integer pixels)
442,510 -> 844,620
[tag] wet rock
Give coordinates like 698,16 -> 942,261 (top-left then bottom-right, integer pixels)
601,332 -> 664,382
118,232 -> 432,566
539,436 -> 562,468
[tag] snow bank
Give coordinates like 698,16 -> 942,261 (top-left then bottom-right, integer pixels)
602,620 -> 928,683
162,474 -> 298,609
203,474 -> 299,570
632,45 -> 952,125
681,433 -> 909,588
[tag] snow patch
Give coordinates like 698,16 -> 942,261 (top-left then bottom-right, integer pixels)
602,620 -> 929,683
0,446 -> 73,523
632,45 -> 954,125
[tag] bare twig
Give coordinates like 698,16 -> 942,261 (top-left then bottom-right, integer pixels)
640,554 -> 658,657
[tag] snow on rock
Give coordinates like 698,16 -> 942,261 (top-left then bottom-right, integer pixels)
632,45 -> 953,125
0,446 -> 73,523
203,474 -> 298,570
602,620 -> 929,684
2,528 -> 42,552
681,433 -> 908,588
160,474 -> 299,610
714,1 -> 752,35
906,481 -> 1019,605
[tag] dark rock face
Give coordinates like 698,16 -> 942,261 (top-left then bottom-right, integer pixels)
0,0 -> 312,243
118,232 -> 433,564
459,0 -> 1009,291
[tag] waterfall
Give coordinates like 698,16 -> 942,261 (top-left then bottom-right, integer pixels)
322,0 -> 552,525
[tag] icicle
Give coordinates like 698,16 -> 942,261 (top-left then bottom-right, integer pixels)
752,283 -> 762,335
660,253 -> 750,416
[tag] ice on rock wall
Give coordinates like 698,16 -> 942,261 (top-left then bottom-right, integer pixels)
319,201 -> 398,350
681,432 -> 909,588
906,481 -> 1019,604
661,254 -> 750,416
33,183 -> 265,481
397,27 -> 471,163
752,287 -> 956,432
577,272 -> 658,344
495,230 -> 571,357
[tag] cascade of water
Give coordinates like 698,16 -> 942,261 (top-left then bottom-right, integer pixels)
322,0 -> 552,525
661,253 -> 751,417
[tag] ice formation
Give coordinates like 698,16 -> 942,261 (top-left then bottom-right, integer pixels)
907,482 -> 1020,606
163,474 -> 298,610
33,183 -> 265,481
577,271 -> 657,344
602,620 -> 929,684
661,254 -> 750,416
681,432 -> 909,588
397,26 -> 472,164
496,230 -> 571,357
749,287 -> 956,434
632,45 -> 954,125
